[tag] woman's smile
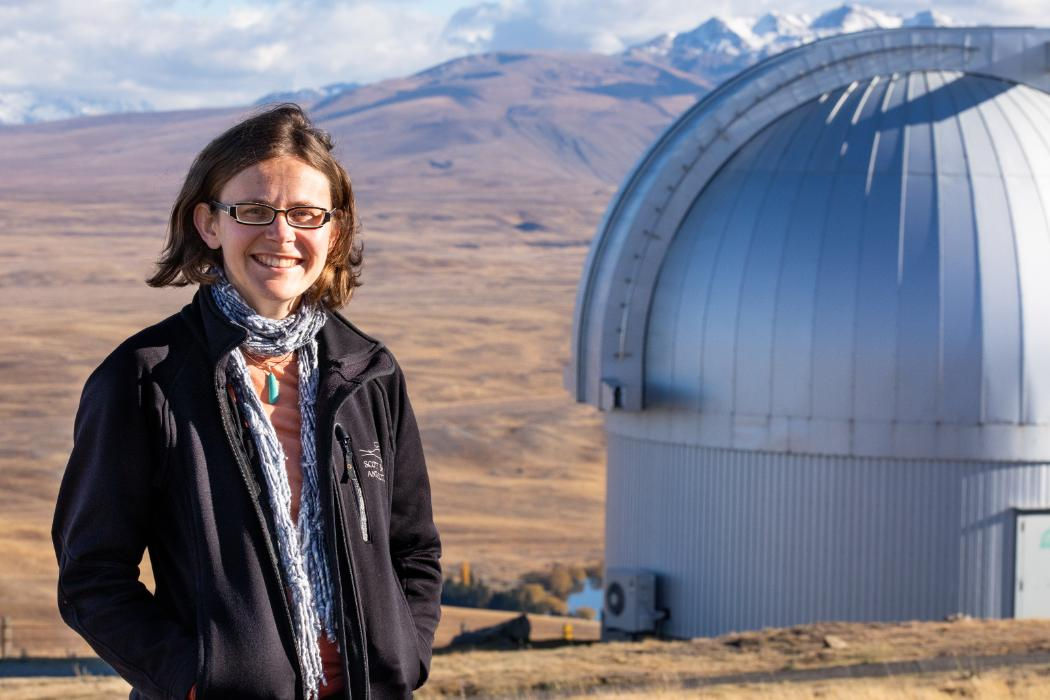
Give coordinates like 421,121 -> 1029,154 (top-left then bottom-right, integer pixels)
252,253 -> 303,269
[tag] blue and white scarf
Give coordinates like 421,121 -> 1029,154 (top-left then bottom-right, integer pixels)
210,272 -> 334,699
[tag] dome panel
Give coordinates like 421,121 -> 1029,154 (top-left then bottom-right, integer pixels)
770,172 -> 834,417
646,168 -> 745,409
636,71 -> 1050,459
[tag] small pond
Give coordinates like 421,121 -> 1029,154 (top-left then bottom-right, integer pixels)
566,577 -> 603,620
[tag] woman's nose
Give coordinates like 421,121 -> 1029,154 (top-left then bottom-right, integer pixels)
264,213 -> 297,241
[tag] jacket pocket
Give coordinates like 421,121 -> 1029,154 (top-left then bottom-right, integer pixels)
334,423 -> 369,542
394,579 -> 424,690
194,631 -> 207,700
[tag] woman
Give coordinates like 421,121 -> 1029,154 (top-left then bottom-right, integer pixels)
52,104 -> 441,699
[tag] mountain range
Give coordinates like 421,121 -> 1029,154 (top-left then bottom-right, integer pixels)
0,50 -> 708,203
0,91 -> 153,127
0,4 -> 956,126
627,5 -> 955,83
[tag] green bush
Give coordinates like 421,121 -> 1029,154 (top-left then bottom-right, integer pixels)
573,606 -> 597,620
441,578 -> 493,608
521,561 -> 596,599
440,560 -> 603,617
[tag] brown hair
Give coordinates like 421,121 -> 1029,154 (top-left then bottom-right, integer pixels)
147,103 -> 362,308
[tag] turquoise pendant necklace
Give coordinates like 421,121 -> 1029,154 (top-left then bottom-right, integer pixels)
242,348 -> 293,405
265,371 -> 280,404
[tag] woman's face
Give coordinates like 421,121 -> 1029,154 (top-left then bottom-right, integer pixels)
194,156 -> 334,319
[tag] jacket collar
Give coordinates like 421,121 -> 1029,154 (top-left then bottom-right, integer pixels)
183,287 -> 389,381
187,286 -> 247,366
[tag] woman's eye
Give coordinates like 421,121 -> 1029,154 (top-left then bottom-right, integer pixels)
289,208 -> 324,225
238,205 -> 271,222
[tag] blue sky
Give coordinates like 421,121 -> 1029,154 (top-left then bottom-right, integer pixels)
0,1 -> 1043,110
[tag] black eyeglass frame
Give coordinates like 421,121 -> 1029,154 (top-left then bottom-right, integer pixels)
210,200 -> 336,229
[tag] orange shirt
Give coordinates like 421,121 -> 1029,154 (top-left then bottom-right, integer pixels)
245,355 -> 345,697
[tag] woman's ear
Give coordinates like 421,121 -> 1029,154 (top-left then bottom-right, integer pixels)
328,211 -> 344,254
194,202 -> 222,250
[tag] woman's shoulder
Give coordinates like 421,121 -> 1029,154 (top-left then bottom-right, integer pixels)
87,308 -> 199,389
322,307 -> 395,363
321,308 -> 411,386
323,306 -> 384,347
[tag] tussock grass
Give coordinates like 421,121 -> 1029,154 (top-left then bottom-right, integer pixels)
419,619 -> 1050,698
565,668 -> 1050,698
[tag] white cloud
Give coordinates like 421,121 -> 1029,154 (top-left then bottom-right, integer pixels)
0,0 -> 459,110
442,0 -> 721,54
0,0 -> 1044,114
838,0 -> 1045,25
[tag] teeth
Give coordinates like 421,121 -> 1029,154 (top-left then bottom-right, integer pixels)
254,254 -> 300,268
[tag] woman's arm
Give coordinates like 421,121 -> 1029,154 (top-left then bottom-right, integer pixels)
52,352 -> 197,699
387,364 -> 442,687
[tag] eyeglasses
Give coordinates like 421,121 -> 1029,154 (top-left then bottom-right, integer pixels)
211,201 -> 336,229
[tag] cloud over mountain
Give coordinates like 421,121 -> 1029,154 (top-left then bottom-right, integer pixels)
0,0 -> 456,121
0,1 -> 1039,125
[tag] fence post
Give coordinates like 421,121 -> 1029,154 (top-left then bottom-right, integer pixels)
0,616 -> 10,659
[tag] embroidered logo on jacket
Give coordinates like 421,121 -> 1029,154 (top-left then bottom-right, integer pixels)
360,442 -> 385,482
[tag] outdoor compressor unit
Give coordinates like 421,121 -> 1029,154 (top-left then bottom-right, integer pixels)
603,569 -> 666,637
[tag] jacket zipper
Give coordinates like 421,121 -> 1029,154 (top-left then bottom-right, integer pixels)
334,423 -> 369,542
214,372 -> 306,700
321,380 -> 377,700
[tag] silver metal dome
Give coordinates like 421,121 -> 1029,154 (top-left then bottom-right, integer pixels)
570,27 -> 1050,462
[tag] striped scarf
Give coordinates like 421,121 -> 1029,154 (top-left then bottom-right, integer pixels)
210,272 -> 334,699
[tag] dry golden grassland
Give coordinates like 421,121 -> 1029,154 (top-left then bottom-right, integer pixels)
3,619 -> 1050,698
420,618 -> 1050,697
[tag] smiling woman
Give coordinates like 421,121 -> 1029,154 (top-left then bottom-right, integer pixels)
51,104 -> 441,700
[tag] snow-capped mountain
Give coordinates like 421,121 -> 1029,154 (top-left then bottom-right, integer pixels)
809,4 -> 901,32
253,82 -> 359,107
904,10 -> 957,28
0,92 -> 152,126
626,4 -> 959,83
752,11 -> 810,39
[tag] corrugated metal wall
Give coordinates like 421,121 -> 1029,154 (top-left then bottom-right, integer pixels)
606,431 -> 1050,638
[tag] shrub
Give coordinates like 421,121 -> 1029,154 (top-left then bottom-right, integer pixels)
573,606 -> 597,620
440,560 -> 603,617
441,578 -> 493,608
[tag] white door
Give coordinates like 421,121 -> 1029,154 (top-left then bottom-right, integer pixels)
1015,513 -> 1050,618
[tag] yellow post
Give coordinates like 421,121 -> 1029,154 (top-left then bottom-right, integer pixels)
562,623 -> 573,641
460,560 -> 471,586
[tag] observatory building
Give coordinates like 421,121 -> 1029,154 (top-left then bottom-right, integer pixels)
568,27 -> 1050,638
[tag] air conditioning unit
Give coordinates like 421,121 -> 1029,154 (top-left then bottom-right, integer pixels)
603,568 -> 665,634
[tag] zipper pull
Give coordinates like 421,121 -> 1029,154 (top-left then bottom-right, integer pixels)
334,423 -> 353,483
334,423 -> 370,542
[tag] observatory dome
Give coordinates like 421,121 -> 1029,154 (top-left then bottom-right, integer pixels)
570,27 -> 1050,638
637,70 -> 1050,460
